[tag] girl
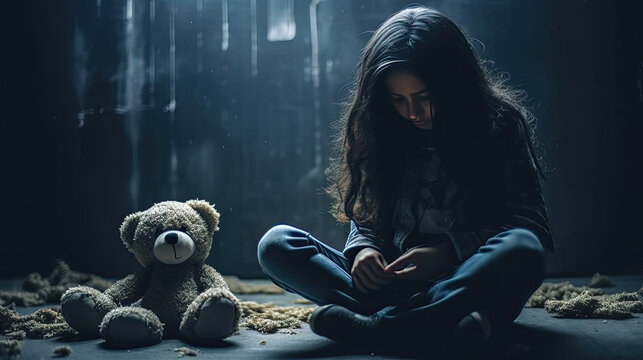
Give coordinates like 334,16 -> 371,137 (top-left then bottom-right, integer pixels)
257,6 -> 552,356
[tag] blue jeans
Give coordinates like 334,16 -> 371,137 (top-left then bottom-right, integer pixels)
257,224 -> 546,335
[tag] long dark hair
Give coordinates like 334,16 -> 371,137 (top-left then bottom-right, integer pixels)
326,6 -> 545,224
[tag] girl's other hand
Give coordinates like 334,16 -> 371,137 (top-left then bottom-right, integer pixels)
351,247 -> 394,292
384,241 -> 458,281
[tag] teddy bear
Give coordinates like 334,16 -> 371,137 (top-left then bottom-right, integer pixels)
60,200 -> 241,348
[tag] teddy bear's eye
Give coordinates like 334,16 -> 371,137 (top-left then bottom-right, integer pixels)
180,226 -> 188,233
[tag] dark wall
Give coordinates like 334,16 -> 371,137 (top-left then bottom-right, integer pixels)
1,0 -> 641,279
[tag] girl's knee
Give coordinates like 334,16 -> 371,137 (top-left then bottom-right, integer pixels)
257,224 -> 290,257
503,228 -> 546,269
257,224 -> 301,271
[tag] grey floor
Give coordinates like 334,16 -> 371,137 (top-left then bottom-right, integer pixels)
4,275 -> 643,360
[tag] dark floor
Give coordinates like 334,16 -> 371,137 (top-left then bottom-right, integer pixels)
3,275 -> 643,360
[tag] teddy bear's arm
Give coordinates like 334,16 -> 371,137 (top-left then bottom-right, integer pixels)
196,264 -> 230,292
104,269 -> 150,306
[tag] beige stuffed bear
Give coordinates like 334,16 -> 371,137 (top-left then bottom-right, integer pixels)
60,200 -> 241,348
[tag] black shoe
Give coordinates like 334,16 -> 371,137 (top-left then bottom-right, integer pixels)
309,304 -> 384,344
444,311 -> 492,359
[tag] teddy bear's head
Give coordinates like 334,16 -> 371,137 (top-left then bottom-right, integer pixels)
119,200 -> 220,267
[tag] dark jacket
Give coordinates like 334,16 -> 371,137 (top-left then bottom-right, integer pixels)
343,112 -> 554,264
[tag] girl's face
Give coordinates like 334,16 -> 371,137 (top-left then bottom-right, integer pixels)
385,69 -> 433,130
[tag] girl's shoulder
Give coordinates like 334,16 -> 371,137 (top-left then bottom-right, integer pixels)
488,105 -> 528,147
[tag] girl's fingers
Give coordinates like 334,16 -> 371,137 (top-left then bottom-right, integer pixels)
385,253 -> 413,273
366,261 -> 394,282
352,273 -> 366,292
356,270 -> 379,290
363,263 -> 392,285
373,256 -> 393,277
358,266 -> 384,289
393,266 -> 417,279
377,254 -> 389,268
352,252 -> 396,292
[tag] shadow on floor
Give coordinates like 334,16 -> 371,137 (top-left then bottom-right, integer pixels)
267,321 -> 603,360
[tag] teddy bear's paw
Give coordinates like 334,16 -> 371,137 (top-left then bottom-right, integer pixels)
61,286 -> 116,338
100,307 -> 163,348
191,297 -> 237,340
180,289 -> 241,344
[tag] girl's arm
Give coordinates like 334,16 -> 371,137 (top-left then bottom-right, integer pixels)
446,116 -> 553,262
343,220 -> 393,264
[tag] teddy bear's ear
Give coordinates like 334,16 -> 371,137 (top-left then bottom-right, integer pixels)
187,199 -> 220,233
120,211 -> 142,245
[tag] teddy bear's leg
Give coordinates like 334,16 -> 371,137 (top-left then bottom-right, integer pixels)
99,306 -> 163,348
180,288 -> 241,343
194,297 -> 237,338
61,286 -> 117,338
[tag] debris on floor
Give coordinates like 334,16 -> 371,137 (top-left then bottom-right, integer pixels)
0,331 -> 23,360
544,291 -> 643,319
587,273 -> 613,288
0,331 -> 24,341
0,260 -> 112,307
0,304 -> 75,339
527,282 -> 605,307
528,280 -> 643,319
173,346 -> 198,357
239,301 -> 316,334
259,340 -> 266,345
0,303 -> 76,359
52,345 -> 72,357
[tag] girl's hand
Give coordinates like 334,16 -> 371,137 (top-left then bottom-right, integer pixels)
351,247 -> 394,292
384,241 -> 458,280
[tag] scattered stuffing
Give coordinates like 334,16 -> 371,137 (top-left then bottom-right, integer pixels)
528,281 -> 643,319
52,345 -> 72,357
0,340 -> 21,357
544,291 -> 643,319
587,273 -> 614,288
0,260 -> 109,357
239,301 -> 316,334
527,282 -> 604,308
289,298 -> 314,304
0,332 -> 24,341
223,276 -> 284,295
0,292 -> 44,308
0,330 -> 24,360
259,340 -> 266,345
0,304 -> 75,339
173,347 -> 198,357
0,260 -> 112,307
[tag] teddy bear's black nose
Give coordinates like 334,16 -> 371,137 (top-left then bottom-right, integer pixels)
165,232 -> 179,245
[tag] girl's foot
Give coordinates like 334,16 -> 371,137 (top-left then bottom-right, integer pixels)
309,304 -> 384,343
445,311 -> 492,358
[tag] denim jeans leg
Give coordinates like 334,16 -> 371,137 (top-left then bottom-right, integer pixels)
257,224 -> 396,314
377,228 -> 547,336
